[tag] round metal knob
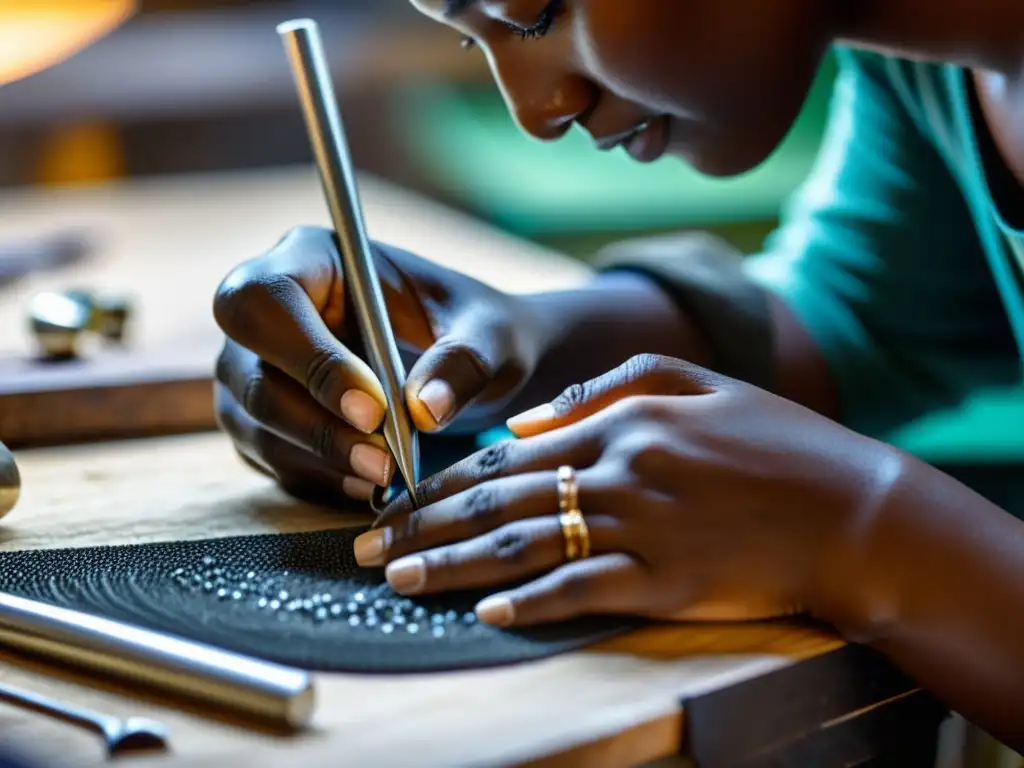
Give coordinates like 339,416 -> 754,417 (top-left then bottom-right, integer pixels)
91,295 -> 131,342
27,290 -> 92,358
26,290 -> 132,359
0,441 -> 20,519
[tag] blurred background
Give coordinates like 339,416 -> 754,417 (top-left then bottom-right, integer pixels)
0,0 -> 837,257
1,0 -> 1021,503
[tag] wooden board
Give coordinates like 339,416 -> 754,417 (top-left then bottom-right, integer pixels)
0,432 -> 863,768
0,166 -> 591,447
0,171 -> 941,767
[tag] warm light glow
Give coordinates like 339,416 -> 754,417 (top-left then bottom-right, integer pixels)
0,1 -> 135,86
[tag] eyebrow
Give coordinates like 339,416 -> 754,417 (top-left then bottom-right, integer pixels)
443,0 -> 476,17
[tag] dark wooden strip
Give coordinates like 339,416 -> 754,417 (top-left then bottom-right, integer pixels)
682,643 -> 929,767
0,355 -> 215,447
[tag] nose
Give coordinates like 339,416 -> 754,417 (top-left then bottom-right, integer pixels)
490,57 -> 595,141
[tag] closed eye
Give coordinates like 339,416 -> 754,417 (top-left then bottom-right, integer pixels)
505,0 -> 564,40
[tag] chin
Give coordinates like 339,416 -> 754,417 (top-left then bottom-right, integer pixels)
669,112 -> 799,179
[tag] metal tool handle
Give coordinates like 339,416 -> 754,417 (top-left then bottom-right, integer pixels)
277,18 -> 420,504
0,681 -> 108,735
0,593 -> 315,729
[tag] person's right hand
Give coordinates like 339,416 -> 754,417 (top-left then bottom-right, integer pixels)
212,226 -> 548,506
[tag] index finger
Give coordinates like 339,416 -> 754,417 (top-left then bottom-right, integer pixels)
375,415 -> 605,528
214,227 -> 388,431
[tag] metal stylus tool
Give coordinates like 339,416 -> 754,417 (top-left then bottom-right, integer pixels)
278,18 -> 420,509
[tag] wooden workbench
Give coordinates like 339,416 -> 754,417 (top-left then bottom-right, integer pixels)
0,169 -> 945,766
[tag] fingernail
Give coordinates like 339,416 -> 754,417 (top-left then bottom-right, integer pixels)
343,476 -> 376,501
354,527 -> 392,566
475,596 -> 514,627
341,390 -> 384,434
505,403 -> 557,433
386,556 -> 426,594
350,443 -> 392,487
417,379 -> 456,427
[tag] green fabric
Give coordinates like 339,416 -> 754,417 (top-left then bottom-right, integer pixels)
745,48 -> 1024,442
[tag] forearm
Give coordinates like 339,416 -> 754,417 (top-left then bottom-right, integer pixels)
818,447 -> 1024,749
514,271 -> 711,407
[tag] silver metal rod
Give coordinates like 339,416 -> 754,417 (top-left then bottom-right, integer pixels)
0,592 -> 315,729
277,18 -> 420,506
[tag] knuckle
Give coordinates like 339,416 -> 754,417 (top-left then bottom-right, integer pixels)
308,421 -> 338,460
550,382 -> 591,415
214,345 -> 232,385
470,440 -> 515,482
459,485 -> 501,530
486,525 -> 529,565
240,370 -> 269,421
395,509 -> 423,543
304,348 -> 343,398
414,473 -> 448,508
614,432 -> 679,477
425,543 -> 458,574
622,353 -> 685,392
622,353 -> 668,381
212,266 -> 263,336
212,266 -> 246,321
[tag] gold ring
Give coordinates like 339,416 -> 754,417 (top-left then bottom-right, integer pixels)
557,465 -> 578,512
556,466 -> 590,562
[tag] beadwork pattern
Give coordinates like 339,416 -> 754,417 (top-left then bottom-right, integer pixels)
0,528 -> 640,673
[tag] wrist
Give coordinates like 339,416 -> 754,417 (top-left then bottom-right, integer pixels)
806,439 -> 911,643
523,269 -> 710,368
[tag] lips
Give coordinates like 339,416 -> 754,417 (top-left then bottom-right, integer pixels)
592,123 -> 648,152
590,116 -> 670,163
624,116 -> 670,163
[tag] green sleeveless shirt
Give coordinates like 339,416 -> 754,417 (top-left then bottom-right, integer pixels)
603,47 -> 1024,513
747,47 -> 1024,434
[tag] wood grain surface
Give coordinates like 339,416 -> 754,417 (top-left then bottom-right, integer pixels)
0,167 -> 590,447
0,432 -> 846,768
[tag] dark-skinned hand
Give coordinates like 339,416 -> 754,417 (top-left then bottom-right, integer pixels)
354,354 -> 899,628
212,226 -> 546,505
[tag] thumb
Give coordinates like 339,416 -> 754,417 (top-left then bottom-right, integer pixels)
405,308 -> 521,432
506,354 -> 721,438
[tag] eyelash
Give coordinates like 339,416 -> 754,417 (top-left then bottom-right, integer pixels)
508,0 -> 564,39
461,0 -> 564,49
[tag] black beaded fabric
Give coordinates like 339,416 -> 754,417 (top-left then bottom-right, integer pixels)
0,528 -> 642,673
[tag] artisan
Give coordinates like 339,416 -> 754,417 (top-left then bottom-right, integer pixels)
212,0 -> 1024,750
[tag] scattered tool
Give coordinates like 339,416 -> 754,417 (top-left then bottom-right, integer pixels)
0,592 -> 315,730
26,289 -> 132,359
0,681 -> 168,758
277,17 -> 421,514
0,441 -> 19,520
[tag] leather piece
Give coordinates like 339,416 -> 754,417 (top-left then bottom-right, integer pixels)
0,528 -> 642,673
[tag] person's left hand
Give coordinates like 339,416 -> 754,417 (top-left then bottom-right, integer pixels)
353,354 -> 900,628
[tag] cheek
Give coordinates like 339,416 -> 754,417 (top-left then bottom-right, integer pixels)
577,0 -> 830,174
574,0 -> 693,112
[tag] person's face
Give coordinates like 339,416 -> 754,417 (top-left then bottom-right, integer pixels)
411,0 -> 836,176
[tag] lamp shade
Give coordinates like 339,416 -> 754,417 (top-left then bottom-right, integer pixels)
0,1 -> 135,86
